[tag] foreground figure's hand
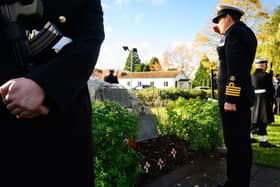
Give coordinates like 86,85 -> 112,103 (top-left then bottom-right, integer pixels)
16,105 -> 49,119
0,77 -> 49,118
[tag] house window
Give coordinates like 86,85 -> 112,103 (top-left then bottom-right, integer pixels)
138,81 -> 142,86
164,81 -> 168,87
127,81 -> 130,86
150,81 -> 154,86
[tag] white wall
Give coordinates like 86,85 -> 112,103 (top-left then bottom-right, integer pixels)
118,78 -> 176,89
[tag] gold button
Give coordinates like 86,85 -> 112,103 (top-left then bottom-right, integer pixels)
59,16 -> 66,23
229,75 -> 236,81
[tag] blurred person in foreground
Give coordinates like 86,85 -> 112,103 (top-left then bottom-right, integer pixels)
0,0 -> 104,186
213,4 -> 257,187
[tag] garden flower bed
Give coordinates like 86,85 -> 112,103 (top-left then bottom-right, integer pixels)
136,135 -> 194,185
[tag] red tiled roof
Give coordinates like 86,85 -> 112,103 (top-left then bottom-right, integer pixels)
119,71 -> 180,79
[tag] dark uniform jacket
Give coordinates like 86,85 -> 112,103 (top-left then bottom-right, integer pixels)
217,21 -> 257,108
251,68 -> 275,124
0,0 -> 104,186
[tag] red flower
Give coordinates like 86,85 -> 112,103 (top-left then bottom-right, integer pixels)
128,138 -> 137,149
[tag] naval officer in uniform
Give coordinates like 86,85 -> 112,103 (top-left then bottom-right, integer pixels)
213,4 -> 257,187
251,58 -> 277,148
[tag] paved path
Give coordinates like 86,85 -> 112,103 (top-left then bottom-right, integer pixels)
142,155 -> 280,187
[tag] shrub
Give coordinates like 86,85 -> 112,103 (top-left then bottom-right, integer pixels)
133,88 -> 211,107
157,98 -> 223,152
92,101 -> 143,187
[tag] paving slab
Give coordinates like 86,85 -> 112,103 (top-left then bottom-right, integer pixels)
142,155 -> 280,187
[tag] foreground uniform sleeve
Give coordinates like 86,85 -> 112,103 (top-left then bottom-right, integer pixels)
0,0 -> 16,4
0,0 -> 20,4
0,0 -> 36,5
25,0 -> 105,112
41,0 -> 87,19
224,27 -> 249,104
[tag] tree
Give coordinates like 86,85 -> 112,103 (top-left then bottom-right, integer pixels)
200,54 -> 218,73
193,0 -> 270,60
192,63 -> 211,88
134,64 -> 144,72
162,43 -> 194,75
257,6 -> 280,74
148,57 -> 162,71
134,63 -> 151,72
161,50 -> 172,70
143,64 -> 151,72
199,54 -> 218,89
124,50 -> 141,72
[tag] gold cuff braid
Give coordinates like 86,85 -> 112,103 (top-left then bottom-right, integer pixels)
226,82 -> 241,97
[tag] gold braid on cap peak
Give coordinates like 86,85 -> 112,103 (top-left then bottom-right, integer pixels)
225,82 -> 241,97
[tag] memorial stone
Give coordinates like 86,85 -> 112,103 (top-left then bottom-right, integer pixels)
88,77 -> 158,141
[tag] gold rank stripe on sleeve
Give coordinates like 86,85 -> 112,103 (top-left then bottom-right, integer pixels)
225,82 -> 241,97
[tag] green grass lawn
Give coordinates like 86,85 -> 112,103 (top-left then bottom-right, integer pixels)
151,107 -> 168,125
252,116 -> 280,168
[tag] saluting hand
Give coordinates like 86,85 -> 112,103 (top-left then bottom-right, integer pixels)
213,25 -> 221,34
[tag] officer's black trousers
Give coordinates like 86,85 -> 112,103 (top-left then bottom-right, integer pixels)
252,122 -> 268,135
220,102 -> 252,187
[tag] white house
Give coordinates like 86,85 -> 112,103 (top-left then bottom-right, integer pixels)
118,70 -> 190,89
